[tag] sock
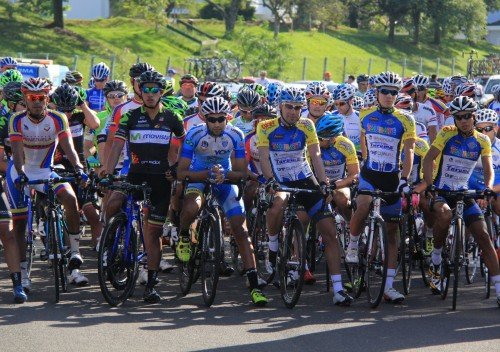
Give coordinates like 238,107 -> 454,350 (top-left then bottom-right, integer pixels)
305,262 -> 309,271
69,232 -> 81,253
147,270 -> 158,289
432,247 -> 443,266
385,269 -> 396,291
331,274 -> 343,292
349,234 -> 360,248
246,268 -> 259,290
20,260 -> 28,272
268,234 -> 279,252
10,272 -> 22,287
492,275 -> 500,296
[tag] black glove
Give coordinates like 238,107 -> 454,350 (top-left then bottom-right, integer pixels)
167,162 -> 178,180
15,172 -> 28,186
265,177 -> 279,192
74,168 -> 88,182
319,181 -> 329,196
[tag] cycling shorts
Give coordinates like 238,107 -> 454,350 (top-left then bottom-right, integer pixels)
432,196 -> 483,228
185,182 -> 244,219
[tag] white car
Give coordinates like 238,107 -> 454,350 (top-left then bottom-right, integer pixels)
480,74 -> 500,106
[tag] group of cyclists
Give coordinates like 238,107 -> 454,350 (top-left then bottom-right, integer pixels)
0,55 -> 499,309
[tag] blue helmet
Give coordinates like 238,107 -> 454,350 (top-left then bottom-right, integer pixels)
266,82 -> 283,107
279,86 -> 306,104
91,62 -> 110,80
0,56 -> 18,69
316,112 -> 344,139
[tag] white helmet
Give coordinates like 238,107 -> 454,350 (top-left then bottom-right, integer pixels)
374,71 -> 402,90
475,109 -> 499,124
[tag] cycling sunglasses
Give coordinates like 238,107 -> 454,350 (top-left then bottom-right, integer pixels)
335,101 -> 347,107
309,98 -> 327,106
476,126 -> 495,133
141,87 -> 161,94
25,94 -> 46,102
453,113 -> 474,121
206,116 -> 226,123
284,103 -> 302,111
107,92 -> 126,99
378,88 -> 398,96
239,106 -> 256,113
94,78 -> 108,82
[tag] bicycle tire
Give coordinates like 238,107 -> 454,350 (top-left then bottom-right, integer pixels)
401,214 -> 415,295
464,237 -> 479,284
365,216 -> 388,308
306,226 -> 317,274
251,211 -> 275,284
481,256 -> 491,299
452,218 -> 464,310
419,234 -> 431,287
352,227 -> 367,299
58,216 -> 68,293
26,230 -> 35,276
97,213 -> 138,307
178,241 -> 196,296
48,210 -> 60,303
201,211 -> 222,307
279,218 -> 306,309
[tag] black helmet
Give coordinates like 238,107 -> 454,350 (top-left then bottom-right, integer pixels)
129,62 -> 155,78
180,74 -> 199,87
51,83 -> 79,111
237,87 -> 260,108
137,70 -> 167,90
103,80 -> 128,96
2,81 -> 23,103
356,74 -> 369,83
252,103 -> 277,119
64,71 -> 84,85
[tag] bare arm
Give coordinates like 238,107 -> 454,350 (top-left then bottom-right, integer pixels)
59,136 -> 84,169
81,103 -> 100,130
360,131 -> 367,161
308,143 -> 327,184
428,126 -> 437,144
334,163 -> 359,189
176,156 -> 209,182
226,156 -> 246,181
258,146 -> 274,181
481,155 -> 494,189
401,138 -> 415,180
423,146 -> 441,186
11,140 -> 25,175
104,138 -> 125,175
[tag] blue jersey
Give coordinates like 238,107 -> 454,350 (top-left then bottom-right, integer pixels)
469,137 -> 500,190
181,123 -> 245,171
86,87 -> 106,111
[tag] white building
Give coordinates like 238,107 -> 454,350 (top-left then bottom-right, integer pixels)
487,11 -> 500,46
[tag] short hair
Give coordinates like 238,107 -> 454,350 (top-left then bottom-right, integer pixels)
348,75 -> 355,80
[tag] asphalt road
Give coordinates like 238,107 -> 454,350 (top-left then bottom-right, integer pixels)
0,235 -> 499,352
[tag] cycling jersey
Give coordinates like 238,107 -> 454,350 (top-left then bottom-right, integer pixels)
431,126 -> 491,190
179,96 -> 198,115
415,120 -> 429,142
342,110 -> 361,151
108,97 -> 142,135
230,115 -> 254,136
183,112 -> 204,132
413,102 -> 437,131
86,87 -> 106,112
423,97 -> 450,131
469,137 -> 500,190
360,106 -> 416,173
257,117 -> 318,182
54,110 -> 85,166
115,105 -> 185,175
245,121 -> 263,179
0,110 -> 11,161
320,135 -> 357,182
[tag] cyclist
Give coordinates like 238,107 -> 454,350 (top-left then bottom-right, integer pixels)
86,62 -> 110,112
63,71 -> 84,87
178,74 -> 198,116
230,87 -> 260,136
422,96 -> 500,306
413,74 -> 450,132
183,81 -> 225,132
355,74 -> 369,97
363,88 -> 377,109
266,82 -> 283,109
305,81 -> 331,125
348,71 -> 416,304
352,96 -> 364,112
488,84 -> 500,116
102,70 -> 185,303
405,77 -> 439,143
257,87 -> 353,306
0,57 -> 18,73
333,83 -> 361,152
176,96 -> 268,306
7,78 -> 89,290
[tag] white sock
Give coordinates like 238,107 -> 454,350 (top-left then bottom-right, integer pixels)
431,247 -> 443,266
385,269 -> 396,291
305,262 -> 309,271
268,234 -> 279,252
20,260 -> 27,271
492,275 -> 500,296
348,234 -> 359,248
69,233 -> 81,253
331,274 -> 343,292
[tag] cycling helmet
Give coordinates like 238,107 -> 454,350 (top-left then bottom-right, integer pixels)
64,71 -> 84,85
137,70 -> 167,90
0,56 -> 18,69
74,86 -> 87,102
333,83 -> 355,101
279,86 -> 306,104
237,87 -> 260,108
0,69 -> 23,88
103,80 -> 128,96
305,81 -> 330,100
163,79 -> 175,96
252,103 -> 277,119
475,108 -> 499,124
395,94 -> 414,111
368,75 -> 376,86
197,81 -> 224,98
180,74 -> 198,87
2,81 -> 23,103
374,71 -> 402,89
352,96 -> 364,111
455,83 -> 476,97
412,74 -> 430,88
88,77 -> 95,89
400,79 -> 415,94
449,96 -> 477,115
51,83 -> 79,111
363,88 -> 377,107
442,78 -> 454,95
491,84 -> 500,98
222,86 -> 232,103
92,62 -> 110,80
129,62 -> 155,78
162,96 -> 189,116
21,77 -> 51,94
247,83 -> 267,97
316,112 -> 344,138
357,74 -> 369,83
266,82 -> 282,106
450,75 -> 467,88
434,88 -> 445,100
201,96 -> 231,115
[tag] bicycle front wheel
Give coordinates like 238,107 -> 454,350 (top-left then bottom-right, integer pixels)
365,216 -> 388,308
400,214 -> 415,295
48,211 -> 60,303
201,212 -> 222,307
464,236 -> 479,284
279,218 -> 306,309
452,218 -> 464,311
251,211 -> 275,284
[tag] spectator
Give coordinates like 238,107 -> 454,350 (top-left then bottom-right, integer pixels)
429,74 -> 442,89
255,70 -> 270,87
166,68 -> 177,87
346,75 -> 358,89
323,71 -> 332,82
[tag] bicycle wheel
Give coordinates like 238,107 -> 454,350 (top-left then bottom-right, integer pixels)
251,211 -> 275,284
178,241 -> 196,296
401,214 -> 415,295
365,216 -> 388,308
278,218 -> 306,309
201,212 -> 222,307
464,236 -> 479,284
350,227 -> 367,299
48,211 -> 60,303
97,213 -> 138,307
57,216 -> 69,294
25,226 -> 35,276
452,218 -> 464,311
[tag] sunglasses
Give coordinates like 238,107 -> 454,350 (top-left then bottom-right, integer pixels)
26,94 -> 47,102
379,88 -> 399,96
309,98 -> 327,106
206,116 -> 226,123
94,78 -> 108,82
57,107 -> 75,113
284,104 -> 302,111
335,101 -> 347,107
107,92 -> 126,99
239,107 -> 255,113
453,113 -> 474,121
476,126 -> 495,133
141,87 -> 161,94
406,88 -> 416,95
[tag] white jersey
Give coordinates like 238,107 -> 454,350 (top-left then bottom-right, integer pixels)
230,116 -> 254,136
413,102 -> 438,131
342,110 -> 361,151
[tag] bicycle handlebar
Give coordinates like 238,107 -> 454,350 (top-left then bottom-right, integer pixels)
357,189 -> 401,197
27,177 -> 76,185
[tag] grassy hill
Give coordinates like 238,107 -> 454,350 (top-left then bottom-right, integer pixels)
0,6 -> 498,82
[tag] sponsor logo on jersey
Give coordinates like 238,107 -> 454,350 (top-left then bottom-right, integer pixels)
222,140 -> 228,147
366,124 -> 397,136
201,140 -> 209,149
43,124 -> 50,131
23,124 -> 29,130
271,141 -> 302,151
130,130 -> 171,144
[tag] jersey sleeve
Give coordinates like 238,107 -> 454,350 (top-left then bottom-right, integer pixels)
477,132 -> 492,157
114,111 -> 130,141
431,126 -> 455,151
301,118 -> 319,145
51,111 -> 70,140
336,137 -> 358,165
231,127 -> 246,159
256,119 -> 276,148
108,104 -> 122,134
8,112 -> 23,142
414,138 -> 430,158
180,128 -> 197,160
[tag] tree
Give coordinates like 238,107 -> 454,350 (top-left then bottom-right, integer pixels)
121,0 -> 172,32
378,0 -> 410,43
53,0 -> 64,28
205,0 -> 243,38
262,0 -> 290,38
408,2 -> 426,44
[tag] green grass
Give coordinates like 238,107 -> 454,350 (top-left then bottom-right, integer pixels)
0,6 -> 498,82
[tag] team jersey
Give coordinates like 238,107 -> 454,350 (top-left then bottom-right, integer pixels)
0,109 -> 11,160
54,110 -> 86,165
181,96 -> 198,116
108,97 -> 142,135
469,137 -> 500,189
413,102 -> 438,131
181,123 -> 245,171
230,115 -> 254,136
431,126 -> 491,190
423,97 -> 450,131
402,137 -> 429,184
320,135 -> 357,182
342,110 -> 361,151
257,117 -> 318,182
360,106 -> 416,173
115,105 -> 185,175
85,107 -> 109,148
245,124 -> 261,176
86,87 -> 106,112
183,112 -> 204,132
9,110 -> 70,171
